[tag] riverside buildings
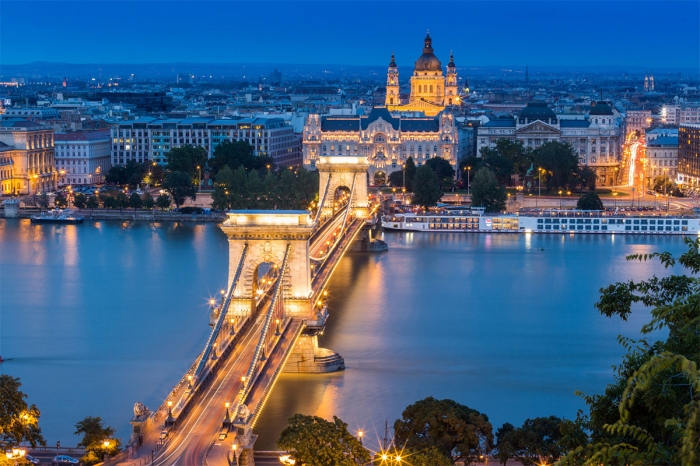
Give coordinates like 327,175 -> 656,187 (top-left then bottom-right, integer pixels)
111,117 -> 301,168
54,130 -> 111,186
302,33 -> 461,184
678,123 -> 700,187
477,101 -> 623,186
0,120 -> 57,195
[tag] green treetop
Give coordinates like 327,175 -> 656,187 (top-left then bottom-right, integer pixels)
470,167 -> 507,212
411,164 -> 442,208
0,375 -> 46,451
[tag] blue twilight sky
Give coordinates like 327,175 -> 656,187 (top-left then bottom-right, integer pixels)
1,0 -> 699,69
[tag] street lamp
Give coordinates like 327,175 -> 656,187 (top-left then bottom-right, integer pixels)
357,430 -> 363,446
613,191 -> 618,209
232,443 -> 239,466
224,402 -> 231,425
166,401 -> 174,425
558,190 -> 562,209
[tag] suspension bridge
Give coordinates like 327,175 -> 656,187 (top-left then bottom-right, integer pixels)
116,156 -> 379,466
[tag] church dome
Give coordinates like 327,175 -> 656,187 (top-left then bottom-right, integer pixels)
414,33 -> 442,72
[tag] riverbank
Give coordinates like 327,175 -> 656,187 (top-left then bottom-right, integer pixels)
1,206 -> 225,222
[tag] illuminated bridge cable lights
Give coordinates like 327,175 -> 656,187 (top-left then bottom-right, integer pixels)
313,174 -> 332,226
193,243 -> 249,383
309,173 -> 357,263
236,243 -> 292,417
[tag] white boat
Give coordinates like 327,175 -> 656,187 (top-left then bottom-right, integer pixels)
382,209 -> 700,235
30,209 -> 84,224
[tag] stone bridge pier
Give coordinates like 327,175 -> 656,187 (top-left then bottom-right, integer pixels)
220,211 -> 344,374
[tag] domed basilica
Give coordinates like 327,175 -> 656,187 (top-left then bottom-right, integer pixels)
385,33 -> 460,116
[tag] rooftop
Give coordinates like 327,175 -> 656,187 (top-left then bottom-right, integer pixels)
647,136 -> 678,147
55,130 -> 111,142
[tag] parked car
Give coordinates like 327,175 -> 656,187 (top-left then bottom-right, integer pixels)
25,455 -> 40,465
52,455 -> 80,465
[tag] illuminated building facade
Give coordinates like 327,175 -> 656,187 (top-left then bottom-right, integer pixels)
645,136 -> 678,184
625,109 -> 652,137
54,130 -> 111,186
385,33 -> 460,116
111,117 -> 301,167
302,106 -> 458,185
678,124 -> 700,186
0,120 -> 57,195
477,102 -> 623,186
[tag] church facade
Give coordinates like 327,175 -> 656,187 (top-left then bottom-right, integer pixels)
303,107 -> 458,185
385,33 -> 460,116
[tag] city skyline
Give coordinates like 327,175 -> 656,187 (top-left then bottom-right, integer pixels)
1,1 -> 699,69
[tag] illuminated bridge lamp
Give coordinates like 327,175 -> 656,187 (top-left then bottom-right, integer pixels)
187,375 -> 193,389
230,317 -> 236,335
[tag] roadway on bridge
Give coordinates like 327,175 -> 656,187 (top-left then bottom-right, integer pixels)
148,310 -> 269,466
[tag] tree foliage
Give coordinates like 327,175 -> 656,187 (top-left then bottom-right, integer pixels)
394,397 -> 493,465
411,165 -> 442,208
101,195 -> 116,209
128,192 -> 143,209
576,192 -> 604,211
163,171 -> 196,209
142,192 -> 154,210
37,193 -> 49,210
54,193 -> 67,208
74,416 -> 122,466
471,168 -> 507,212
0,375 -> 46,451
115,192 -> 128,211
155,193 -> 171,210
211,166 -> 318,211
496,416 -> 566,465
208,140 -> 274,175
277,414 -> 370,466
72,193 -> 86,209
106,160 -> 148,187
425,157 -> 455,189
532,141 -> 579,192
404,157 -> 417,192
558,238 -> 700,466
165,144 -> 207,179
86,195 -> 99,211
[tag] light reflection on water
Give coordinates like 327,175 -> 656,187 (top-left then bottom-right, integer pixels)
0,220 -> 685,450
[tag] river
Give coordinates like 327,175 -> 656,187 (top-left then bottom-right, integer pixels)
0,219 -> 685,450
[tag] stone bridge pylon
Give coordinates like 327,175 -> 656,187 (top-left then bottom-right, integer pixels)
316,155 -> 370,219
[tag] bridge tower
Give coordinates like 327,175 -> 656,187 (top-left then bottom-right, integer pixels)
316,155 -> 370,219
220,211 -> 315,319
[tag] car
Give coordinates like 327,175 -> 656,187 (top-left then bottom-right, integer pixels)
52,455 -> 80,465
25,455 -> 40,465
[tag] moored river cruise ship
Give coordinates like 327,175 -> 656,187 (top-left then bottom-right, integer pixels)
382,209 -> 700,235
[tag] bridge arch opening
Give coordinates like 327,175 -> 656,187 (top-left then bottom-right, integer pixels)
334,186 -> 351,210
249,261 -> 280,315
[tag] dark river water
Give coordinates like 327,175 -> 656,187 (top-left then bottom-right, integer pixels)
0,219 -> 684,450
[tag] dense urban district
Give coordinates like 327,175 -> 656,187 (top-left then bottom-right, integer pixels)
1,34 -> 700,466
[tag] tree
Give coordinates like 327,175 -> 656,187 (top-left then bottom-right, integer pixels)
653,175 -> 683,197
495,422 -> 516,465
163,171 -> 196,209
114,192 -> 128,211
388,170 -> 404,188
155,193 -> 171,210
86,195 -> 99,213
73,193 -> 86,209
471,168 -> 507,212
576,192 -> 604,210
277,414 -> 370,466
0,375 -> 46,451
211,166 -> 235,211
54,193 -> 67,208
403,157 -> 417,192
559,238 -> 700,466
394,397 -> 493,465
407,446 -> 453,466
578,166 -> 597,192
142,192 -> 154,210
102,195 -> 116,209
532,141 -> 579,192
165,145 -> 208,178
128,192 -> 142,209
411,165 -> 442,208
496,416 -> 564,465
209,140 -> 273,175
426,157 -> 455,189
74,416 -> 122,466
37,193 -> 49,210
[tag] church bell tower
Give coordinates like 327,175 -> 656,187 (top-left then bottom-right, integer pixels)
385,52 -> 399,107
445,52 -> 458,105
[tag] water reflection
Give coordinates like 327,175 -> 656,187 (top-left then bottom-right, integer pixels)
0,220 -> 686,450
